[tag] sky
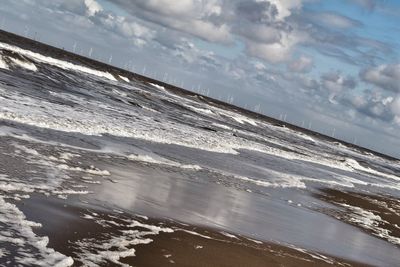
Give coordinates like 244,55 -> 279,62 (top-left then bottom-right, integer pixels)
0,0 -> 399,157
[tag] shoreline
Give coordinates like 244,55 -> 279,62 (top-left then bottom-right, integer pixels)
1,131 -> 399,266
14,194 -> 371,267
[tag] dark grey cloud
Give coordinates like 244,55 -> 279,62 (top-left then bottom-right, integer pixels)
360,64 -> 400,92
341,89 -> 395,122
235,1 -> 278,24
321,72 -> 357,104
297,71 -> 357,105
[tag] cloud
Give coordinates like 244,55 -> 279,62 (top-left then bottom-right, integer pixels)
91,12 -> 155,44
235,1 -> 279,23
292,10 -> 393,67
321,71 -> 357,103
108,0 -> 232,43
300,76 -> 320,90
288,55 -> 313,73
103,0 -> 390,66
390,96 -> 400,124
105,0 -> 310,63
56,0 -> 102,17
55,0 -> 156,47
171,39 -> 220,68
235,24 -> 282,44
232,0 -> 306,63
361,64 -> 400,92
246,28 -> 309,63
84,0 -> 102,16
268,0 -> 303,21
343,89 -> 395,123
310,12 -> 363,29
58,0 -> 87,16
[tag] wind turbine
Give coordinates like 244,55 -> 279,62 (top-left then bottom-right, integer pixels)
331,128 -> 336,138
72,42 -> 77,53
24,25 -> 29,38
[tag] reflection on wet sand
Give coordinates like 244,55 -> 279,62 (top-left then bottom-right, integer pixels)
88,161 -> 400,266
17,194 -> 369,267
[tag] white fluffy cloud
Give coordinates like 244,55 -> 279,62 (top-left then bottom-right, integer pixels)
268,0 -> 303,20
109,0 -> 231,43
84,0 -> 102,16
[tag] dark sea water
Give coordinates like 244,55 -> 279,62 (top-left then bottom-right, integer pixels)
1,36 -> 400,266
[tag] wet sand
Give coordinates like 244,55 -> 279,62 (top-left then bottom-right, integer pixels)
1,133 -> 399,266
128,228 -> 371,267
15,194 -> 369,267
315,188 -> 400,247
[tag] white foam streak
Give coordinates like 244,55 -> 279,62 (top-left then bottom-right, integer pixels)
149,82 -> 166,91
286,244 -> 335,265
0,42 -> 116,81
76,214 -> 173,266
51,189 -> 90,195
0,55 -> 9,69
220,231 -> 239,239
231,173 -> 306,189
56,164 -> 111,176
179,229 -> 212,239
188,106 -> 214,115
344,158 -> 400,182
9,57 -> 38,72
0,196 -> 73,266
128,154 -> 202,171
339,203 -> 400,245
217,109 -> 258,126
119,75 -> 130,83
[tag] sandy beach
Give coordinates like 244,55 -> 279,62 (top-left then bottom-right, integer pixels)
9,194 -> 370,267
